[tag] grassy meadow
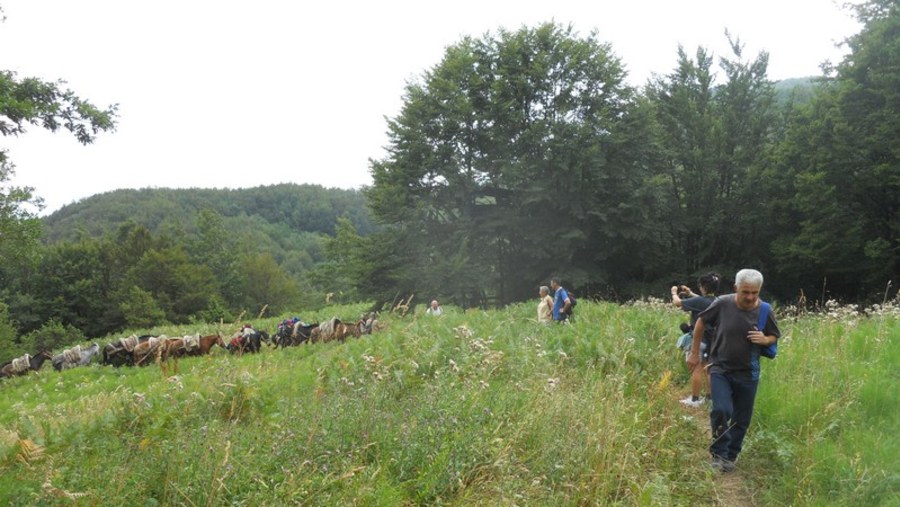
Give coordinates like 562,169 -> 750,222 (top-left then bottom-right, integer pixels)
0,300 -> 897,506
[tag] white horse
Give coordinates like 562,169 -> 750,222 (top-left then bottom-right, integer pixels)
52,343 -> 101,371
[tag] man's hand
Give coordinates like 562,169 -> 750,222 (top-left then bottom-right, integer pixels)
687,318 -> 705,372
747,328 -> 770,345
687,352 -> 700,372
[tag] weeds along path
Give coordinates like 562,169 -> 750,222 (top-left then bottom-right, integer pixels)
675,392 -> 758,507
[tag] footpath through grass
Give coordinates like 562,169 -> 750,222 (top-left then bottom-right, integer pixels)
0,300 -> 897,506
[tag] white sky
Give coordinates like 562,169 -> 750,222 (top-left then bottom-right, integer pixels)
1,0 -> 861,214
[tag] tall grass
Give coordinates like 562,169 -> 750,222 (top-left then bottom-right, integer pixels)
747,305 -> 900,506
0,300 -> 896,505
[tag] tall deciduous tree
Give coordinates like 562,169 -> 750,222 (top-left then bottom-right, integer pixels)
126,246 -> 216,324
0,7 -> 117,344
646,46 -> 718,274
236,252 -> 299,317
646,36 -> 775,285
194,208 -> 240,304
369,23 -> 648,305
0,65 -> 117,235
29,239 -> 110,337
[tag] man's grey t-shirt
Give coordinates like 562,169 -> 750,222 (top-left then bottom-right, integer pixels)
699,294 -> 782,380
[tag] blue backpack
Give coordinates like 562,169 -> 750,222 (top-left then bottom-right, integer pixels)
756,301 -> 777,359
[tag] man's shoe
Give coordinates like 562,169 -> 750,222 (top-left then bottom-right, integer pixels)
680,396 -> 703,408
711,455 -> 736,473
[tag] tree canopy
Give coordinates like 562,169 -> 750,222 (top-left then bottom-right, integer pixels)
368,23 -> 649,305
351,9 -> 899,307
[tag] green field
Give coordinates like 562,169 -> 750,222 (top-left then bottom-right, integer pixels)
1,301 -> 897,506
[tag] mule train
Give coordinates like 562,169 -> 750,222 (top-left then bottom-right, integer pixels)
2,313 -> 380,382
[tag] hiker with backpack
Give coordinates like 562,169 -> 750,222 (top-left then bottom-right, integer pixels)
550,277 -> 574,322
671,272 -> 721,407
688,269 -> 781,473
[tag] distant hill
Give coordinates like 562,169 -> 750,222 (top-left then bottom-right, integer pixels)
42,183 -> 374,243
773,76 -> 820,105
40,184 -> 375,278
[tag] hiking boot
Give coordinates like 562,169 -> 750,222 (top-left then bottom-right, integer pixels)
711,455 -> 736,473
680,396 -> 703,408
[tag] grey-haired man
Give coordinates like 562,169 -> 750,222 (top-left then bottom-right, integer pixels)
688,269 -> 781,472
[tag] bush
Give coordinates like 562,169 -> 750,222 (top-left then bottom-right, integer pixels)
0,302 -> 23,363
18,318 -> 87,353
195,294 -> 233,324
118,286 -> 167,329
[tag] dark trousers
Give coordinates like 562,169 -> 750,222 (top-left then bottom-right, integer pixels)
709,372 -> 758,461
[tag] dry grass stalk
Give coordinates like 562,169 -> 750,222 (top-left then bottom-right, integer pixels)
393,294 -> 414,315
15,438 -> 44,466
42,461 -> 87,500
206,440 -> 232,507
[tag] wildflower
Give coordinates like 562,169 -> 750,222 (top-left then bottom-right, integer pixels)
454,326 -> 475,339
656,370 -> 672,393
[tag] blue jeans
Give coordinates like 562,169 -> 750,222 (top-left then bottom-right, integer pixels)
709,372 -> 758,461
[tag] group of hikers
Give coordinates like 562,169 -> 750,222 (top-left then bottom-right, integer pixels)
528,269 -> 781,474
671,268 -> 781,473
537,277 -> 574,323
427,278 -> 575,324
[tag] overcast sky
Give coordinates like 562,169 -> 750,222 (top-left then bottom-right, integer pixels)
1,0 -> 861,214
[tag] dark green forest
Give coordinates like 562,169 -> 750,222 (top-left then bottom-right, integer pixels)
0,185 -> 373,361
1,0 -> 898,362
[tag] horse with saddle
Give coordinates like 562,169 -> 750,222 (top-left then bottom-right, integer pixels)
227,324 -> 270,354
1,350 -> 53,378
52,343 -> 101,371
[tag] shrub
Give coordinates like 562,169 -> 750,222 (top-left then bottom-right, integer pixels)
18,318 -> 87,353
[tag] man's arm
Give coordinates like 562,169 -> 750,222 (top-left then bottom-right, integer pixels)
671,285 -> 694,308
559,289 -> 571,313
687,318 -> 705,372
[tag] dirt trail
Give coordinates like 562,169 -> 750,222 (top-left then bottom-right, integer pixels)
712,470 -> 756,507
675,394 -> 758,507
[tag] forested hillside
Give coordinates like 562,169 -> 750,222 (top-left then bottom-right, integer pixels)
41,184 -> 374,243
0,185 -> 373,362
772,77 -> 818,105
